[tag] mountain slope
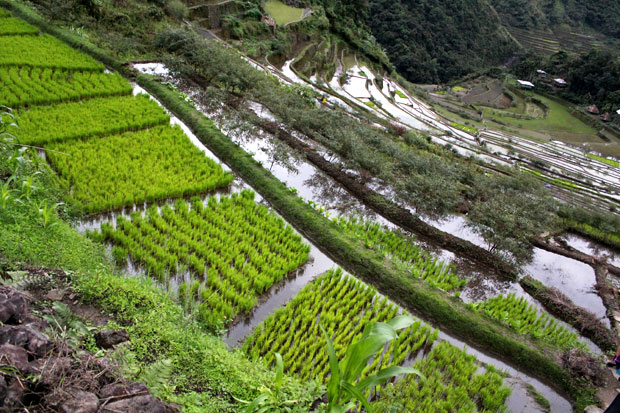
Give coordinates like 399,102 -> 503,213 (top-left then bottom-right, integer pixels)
489,0 -> 620,38
367,0 -> 518,83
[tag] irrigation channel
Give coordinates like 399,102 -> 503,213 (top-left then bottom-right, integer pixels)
69,64 -> 609,411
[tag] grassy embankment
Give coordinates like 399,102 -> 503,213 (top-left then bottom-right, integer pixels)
0,1 -> 599,409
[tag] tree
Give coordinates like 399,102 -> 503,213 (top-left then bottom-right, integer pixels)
467,173 -> 555,266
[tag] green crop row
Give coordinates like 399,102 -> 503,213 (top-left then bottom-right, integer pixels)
46,125 -> 233,213
0,7 -> 10,17
97,190 -> 309,328
374,341 -> 511,412
471,293 -> 584,351
0,66 -> 131,108
333,216 -> 464,293
587,153 -> 619,168
0,17 -> 38,35
243,268 -> 438,384
0,33 -> 103,70
17,94 -> 169,145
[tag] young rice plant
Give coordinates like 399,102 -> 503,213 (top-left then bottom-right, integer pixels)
16,94 -> 170,145
0,67 -> 131,108
471,293 -> 585,351
334,216 -> 464,293
98,191 -> 310,328
0,33 -> 104,70
243,268 -> 438,384
46,125 -> 234,212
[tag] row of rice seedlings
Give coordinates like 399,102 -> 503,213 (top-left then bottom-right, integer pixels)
0,66 -> 132,108
46,125 -> 234,213
96,191 -> 310,328
333,216 -> 465,293
0,17 -> 39,36
470,292 -> 585,350
0,8 -> 11,18
0,34 -> 104,71
16,94 -> 170,145
243,268 -> 438,384
373,341 -> 512,412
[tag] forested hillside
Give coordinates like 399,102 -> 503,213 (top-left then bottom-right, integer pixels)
367,0 -> 517,83
489,0 -> 620,38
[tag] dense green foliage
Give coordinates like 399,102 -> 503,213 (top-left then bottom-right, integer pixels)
0,16 -> 38,35
244,268 -> 438,383
374,341 -> 512,412
0,66 -> 131,107
471,293 -> 584,350
0,7 -> 10,17
333,216 -> 464,292
490,0 -> 620,38
47,125 -> 233,212
0,33 -> 103,70
513,49 -> 620,110
367,0 -> 517,82
16,94 -> 170,145
98,191 -> 309,328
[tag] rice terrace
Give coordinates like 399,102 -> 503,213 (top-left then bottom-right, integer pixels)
0,1 -> 620,412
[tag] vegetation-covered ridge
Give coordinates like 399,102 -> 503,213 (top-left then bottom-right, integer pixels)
96,191 -> 310,329
367,0 -> 517,83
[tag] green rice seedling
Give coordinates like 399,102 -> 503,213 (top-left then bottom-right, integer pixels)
0,67 -> 131,108
16,94 -> 170,145
373,341 -> 511,412
333,216 -> 464,293
244,268 -> 437,384
471,293 -> 585,351
46,125 -> 233,213
0,34 -> 103,70
95,191 -> 309,330
0,8 -> 11,17
0,17 -> 39,36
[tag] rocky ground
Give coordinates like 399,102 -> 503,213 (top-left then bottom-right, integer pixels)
0,266 -> 177,412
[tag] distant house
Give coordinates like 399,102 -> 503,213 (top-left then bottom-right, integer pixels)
601,112 -> 611,122
517,80 -> 535,90
553,78 -> 567,87
587,104 -> 600,115
536,69 -> 547,78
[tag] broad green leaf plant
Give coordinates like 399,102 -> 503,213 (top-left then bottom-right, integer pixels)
321,315 -> 424,413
